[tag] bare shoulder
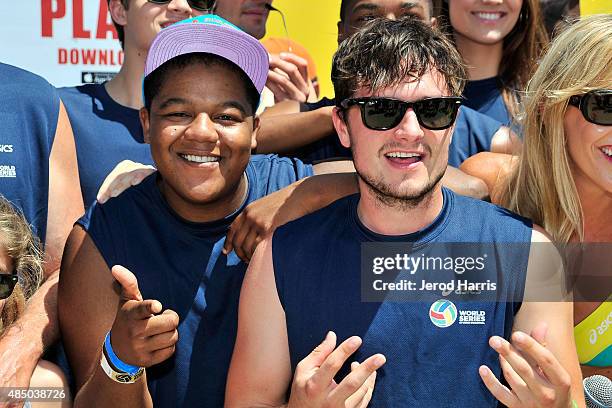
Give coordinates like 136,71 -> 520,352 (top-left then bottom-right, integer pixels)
459,152 -> 517,202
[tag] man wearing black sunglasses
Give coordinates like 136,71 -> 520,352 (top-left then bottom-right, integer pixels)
227,17 -> 583,407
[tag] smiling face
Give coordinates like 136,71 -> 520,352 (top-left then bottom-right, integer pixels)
110,0 -> 209,53
449,0 -> 522,45
333,69 -> 454,206
565,104 -> 612,195
214,0 -> 271,39
339,0 -> 434,41
141,60 -> 258,222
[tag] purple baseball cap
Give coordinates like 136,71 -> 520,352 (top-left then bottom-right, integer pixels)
144,15 -> 269,94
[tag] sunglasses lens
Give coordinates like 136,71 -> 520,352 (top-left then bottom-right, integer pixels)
585,91 -> 612,125
148,0 -> 212,10
415,98 -> 459,130
0,276 -> 16,300
189,0 -> 214,10
363,99 -> 405,130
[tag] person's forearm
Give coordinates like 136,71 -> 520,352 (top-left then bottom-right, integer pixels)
442,166 -> 489,200
256,107 -> 335,154
292,173 -> 359,214
74,354 -> 152,408
0,271 -> 60,386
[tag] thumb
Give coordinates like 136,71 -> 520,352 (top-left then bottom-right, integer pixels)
530,322 -> 548,346
112,265 -> 143,301
303,331 -> 336,368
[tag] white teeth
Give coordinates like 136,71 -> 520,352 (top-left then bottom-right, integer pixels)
475,12 -> 502,20
180,154 -> 219,163
386,152 -> 421,158
601,147 -> 612,157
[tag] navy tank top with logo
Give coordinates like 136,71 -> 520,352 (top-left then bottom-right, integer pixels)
273,188 -> 532,407
0,63 -> 59,244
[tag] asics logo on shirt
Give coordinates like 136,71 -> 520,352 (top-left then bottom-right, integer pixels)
0,145 -> 13,153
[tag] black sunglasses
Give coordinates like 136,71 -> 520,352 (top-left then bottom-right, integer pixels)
0,274 -> 18,300
147,0 -> 215,12
340,97 -> 462,131
568,89 -> 612,126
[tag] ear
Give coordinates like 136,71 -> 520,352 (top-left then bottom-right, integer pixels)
250,116 -> 260,151
140,108 -> 151,144
332,107 -> 351,149
337,20 -> 346,44
108,0 -> 128,27
430,16 -> 438,28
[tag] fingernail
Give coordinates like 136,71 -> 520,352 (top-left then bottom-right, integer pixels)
324,331 -> 332,341
374,354 -> 386,366
348,337 -> 361,347
479,366 -> 489,376
280,52 -> 288,58
513,332 -> 526,343
491,337 -> 502,349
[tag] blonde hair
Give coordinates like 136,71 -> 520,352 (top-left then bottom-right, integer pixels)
0,195 -> 43,333
500,14 -> 612,243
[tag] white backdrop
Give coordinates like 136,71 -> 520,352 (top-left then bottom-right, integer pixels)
0,0 -> 122,87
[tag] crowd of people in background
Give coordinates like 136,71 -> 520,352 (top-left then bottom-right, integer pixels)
0,0 -> 609,407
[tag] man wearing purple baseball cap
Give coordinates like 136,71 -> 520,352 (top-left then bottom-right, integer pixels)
58,15 -> 318,407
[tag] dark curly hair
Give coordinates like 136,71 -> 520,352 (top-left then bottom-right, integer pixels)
332,17 -> 467,107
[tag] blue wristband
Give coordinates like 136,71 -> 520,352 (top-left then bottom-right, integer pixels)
104,331 -> 141,375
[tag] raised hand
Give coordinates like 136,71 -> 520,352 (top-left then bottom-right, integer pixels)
266,53 -> 315,104
109,265 -> 179,368
479,323 -> 573,408
287,331 -> 386,408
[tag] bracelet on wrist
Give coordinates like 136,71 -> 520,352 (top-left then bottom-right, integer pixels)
103,331 -> 142,375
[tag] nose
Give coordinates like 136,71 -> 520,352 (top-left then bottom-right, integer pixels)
166,0 -> 194,16
183,113 -> 219,144
393,108 -> 425,142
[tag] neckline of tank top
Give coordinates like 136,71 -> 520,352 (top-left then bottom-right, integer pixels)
348,187 -> 454,245
140,168 -> 254,236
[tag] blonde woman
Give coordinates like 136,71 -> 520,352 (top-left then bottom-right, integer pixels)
0,195 -> 71,407
461,13 -> 611,384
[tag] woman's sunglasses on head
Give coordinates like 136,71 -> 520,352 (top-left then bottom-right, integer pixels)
0,274 -> 18,300
147,0 -> 216,12
340,97 -> 463,131
568,89 -> 612,126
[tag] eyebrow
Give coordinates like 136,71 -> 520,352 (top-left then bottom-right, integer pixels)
157,99 -> 250,116
352,2 -> 425,14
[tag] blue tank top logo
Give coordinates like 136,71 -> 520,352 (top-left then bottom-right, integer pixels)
430,300 -> 489,328
429,299 -> 458,328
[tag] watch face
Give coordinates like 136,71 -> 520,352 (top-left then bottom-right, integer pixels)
116,368 -> 145,383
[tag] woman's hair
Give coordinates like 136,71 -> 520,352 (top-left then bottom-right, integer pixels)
439,0 -> 549,118
0,195 -> 43,333
499,14 -> 612,243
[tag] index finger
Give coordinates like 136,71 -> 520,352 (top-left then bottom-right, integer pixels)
328,354 -> 386,405
224,214 -> 244,254
511,332 -> 571,386
309,336 -> 362,388
279,52 -> 309,82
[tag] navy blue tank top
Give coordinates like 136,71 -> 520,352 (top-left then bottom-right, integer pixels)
58,83 -> 154,209
463,77 -> 511,125
78,155 -> 312,407
298,98 -> 502,167
273,188 -> 532,407
0,63 -> 59,244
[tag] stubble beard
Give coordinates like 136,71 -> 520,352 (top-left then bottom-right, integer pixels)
355,160 -> 447,211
